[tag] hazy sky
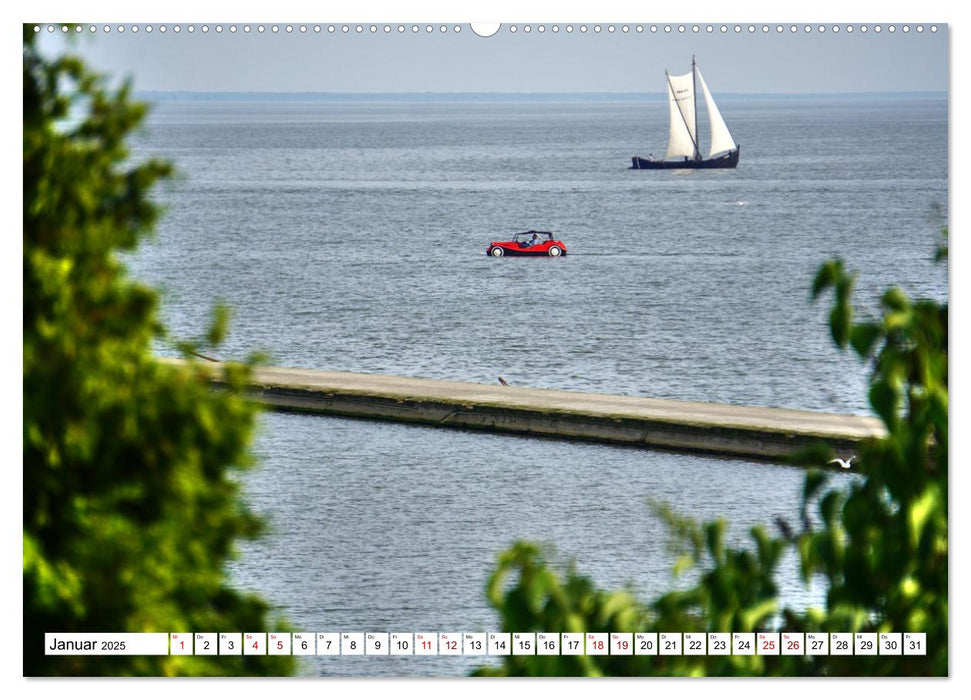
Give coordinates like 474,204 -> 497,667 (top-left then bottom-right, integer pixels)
35,22 -> 948,94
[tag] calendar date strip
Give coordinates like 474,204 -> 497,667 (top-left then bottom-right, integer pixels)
45,631 -> 927,657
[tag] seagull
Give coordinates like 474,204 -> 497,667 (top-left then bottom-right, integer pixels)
828,456 -> 856,469
498,376 -> 509,386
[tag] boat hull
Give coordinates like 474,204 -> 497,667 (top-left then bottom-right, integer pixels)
630,147 -> 740,170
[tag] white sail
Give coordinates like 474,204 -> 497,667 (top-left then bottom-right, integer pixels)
665,71 -> 698,160
697,68 -> 736,157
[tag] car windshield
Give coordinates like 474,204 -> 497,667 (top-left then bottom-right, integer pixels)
513,231 -> 552,243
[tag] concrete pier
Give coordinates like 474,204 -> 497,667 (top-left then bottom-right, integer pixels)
184,361 -> 885,462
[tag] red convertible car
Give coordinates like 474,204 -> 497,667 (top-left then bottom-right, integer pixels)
486,231 -> 567,257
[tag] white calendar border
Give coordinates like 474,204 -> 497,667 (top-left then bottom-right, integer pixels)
8,0 -> 962,696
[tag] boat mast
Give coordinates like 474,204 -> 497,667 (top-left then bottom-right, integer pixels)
692,55 -> 699,161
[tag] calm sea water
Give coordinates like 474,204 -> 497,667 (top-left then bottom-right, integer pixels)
129,96 -> 946,676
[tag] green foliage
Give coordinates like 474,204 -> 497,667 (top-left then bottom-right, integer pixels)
23,27 -> 294,676
480,234 -> 947,676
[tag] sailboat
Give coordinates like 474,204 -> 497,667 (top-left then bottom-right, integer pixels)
631,56 -> 739,170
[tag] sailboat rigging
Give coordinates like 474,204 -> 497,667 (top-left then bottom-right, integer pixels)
631,56 -> 740,170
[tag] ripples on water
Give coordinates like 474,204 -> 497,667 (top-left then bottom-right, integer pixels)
230,412 -> 849,676
130,97 -> 945,676
135,98 -> 947,412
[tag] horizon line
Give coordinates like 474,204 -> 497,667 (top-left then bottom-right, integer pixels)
138,89 -> 946,94
136,89 -> 947,100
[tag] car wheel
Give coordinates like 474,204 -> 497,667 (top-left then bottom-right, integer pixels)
548,246 -> 562,257
490,247 -> 504,257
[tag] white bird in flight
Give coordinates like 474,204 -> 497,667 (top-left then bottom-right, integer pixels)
828,456 -> 856,469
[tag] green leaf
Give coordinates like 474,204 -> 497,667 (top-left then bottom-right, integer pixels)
812,259 -> 842,299
803,469 -> 830,506
829,304 -> 852,348
673,554 -> 695,577
206,303 -> 232,347
869,380 -> 900,430
850,322 -> 883,358
908,487 -> 939,549
882,287 -> 910,312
